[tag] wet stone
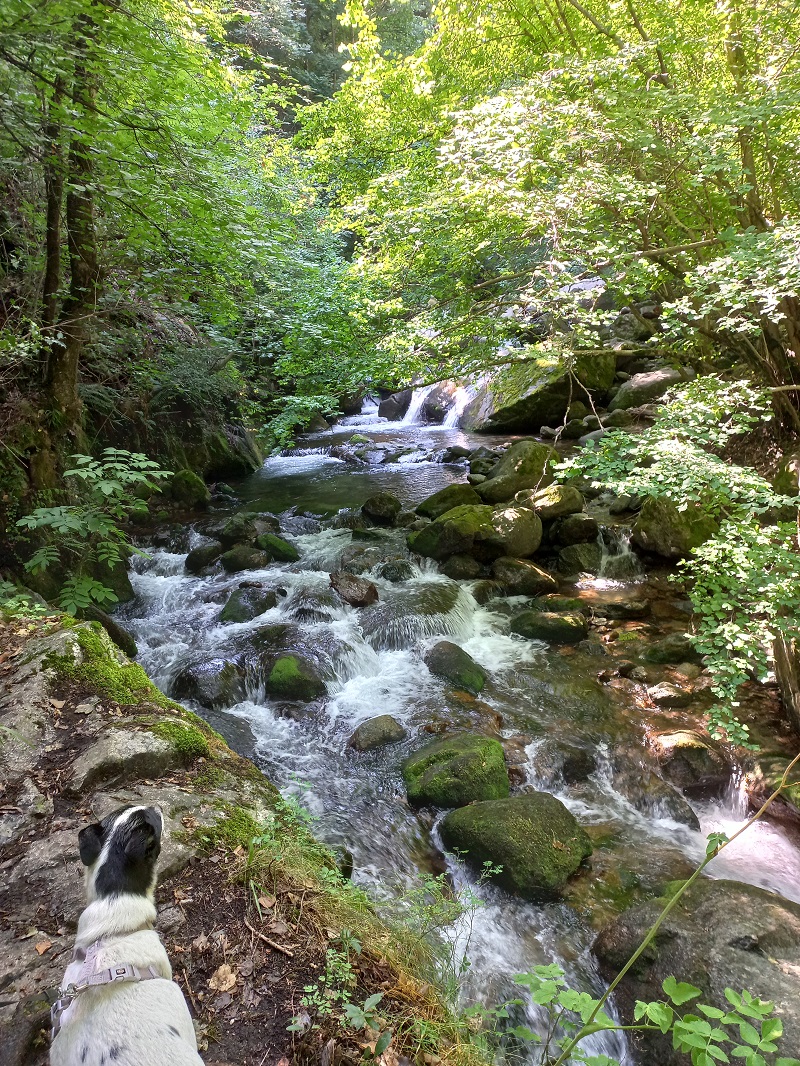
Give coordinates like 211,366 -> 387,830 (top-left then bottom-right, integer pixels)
403,734 -> 509,807
330,571 -> 379,608
424,640 -> 486,695
348,715 -> 407,752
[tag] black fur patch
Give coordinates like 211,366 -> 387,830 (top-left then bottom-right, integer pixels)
82,806 -> 163,898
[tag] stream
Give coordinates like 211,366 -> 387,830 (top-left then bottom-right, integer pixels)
119,398 -> 800,1064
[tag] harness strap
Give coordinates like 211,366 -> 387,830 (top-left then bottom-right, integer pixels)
50,941 -> 162,1041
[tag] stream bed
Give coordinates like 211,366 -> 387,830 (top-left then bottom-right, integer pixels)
119,401 -> 800,1063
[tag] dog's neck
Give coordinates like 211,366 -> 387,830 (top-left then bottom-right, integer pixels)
75,894 -> 157,949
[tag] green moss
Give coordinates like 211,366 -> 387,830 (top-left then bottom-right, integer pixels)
150,719 -> 210,760
402,734 -> 510,807
266,655 -> 326,700
200,804 -> 264,851
255,532 -> 300,562
194,763 -> 228,791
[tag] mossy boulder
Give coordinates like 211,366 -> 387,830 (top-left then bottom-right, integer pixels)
265,655 -> 326,701
220,586 -> 278,623
475,441 -> 557,504
492,557 -> 558,596
557,542 -> 603,574
644,632 -> 702,665
510,610 -> 588,645
489,505 -> 543,557
553,512 -> 599,546
169,469 -> 210,508
461,353 -> 616,434
255,532 -> 300,562
362,491 -> 402,525
416,484 -> 482,520
219,546 -> 272,573
632,498 -> 719,559
185,541 -> 223,574
407,505 -> 495,561
348,715 -> 407,752
516,483 -> 584,520
402,734 -> 509,807
440,793 -> 592,899
424,641 -> 486,694
218,512 -> 259,547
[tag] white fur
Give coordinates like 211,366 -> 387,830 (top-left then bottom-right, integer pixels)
51,808 -> 204,1066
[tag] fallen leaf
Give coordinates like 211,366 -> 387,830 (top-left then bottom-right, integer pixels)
48,699 -> 65,709
257,894 -> 276,910
35,941 -> 52,955
192,934 -> 210,953
208,963 -> 237,992
276,1058 -> 290,1066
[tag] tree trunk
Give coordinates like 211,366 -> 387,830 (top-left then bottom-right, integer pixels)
48,14 -> 98,443
41,76 -> 65,380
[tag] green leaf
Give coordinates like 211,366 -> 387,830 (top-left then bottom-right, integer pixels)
664,977 -> 704,1005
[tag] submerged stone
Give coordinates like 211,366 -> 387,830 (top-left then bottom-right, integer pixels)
440,793 -> 592,899
402,734 -> 509,807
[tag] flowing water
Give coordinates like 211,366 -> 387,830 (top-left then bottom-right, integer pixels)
119,401 -> 800,1063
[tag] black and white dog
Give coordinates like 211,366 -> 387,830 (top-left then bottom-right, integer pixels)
51,805 -> 204,1066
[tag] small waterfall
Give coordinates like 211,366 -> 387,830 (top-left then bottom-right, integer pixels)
401,383 -> 438,425
598,526 -> 644,582
442,384 -> 477,428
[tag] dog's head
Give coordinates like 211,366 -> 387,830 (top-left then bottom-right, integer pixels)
78,805 -> 164,903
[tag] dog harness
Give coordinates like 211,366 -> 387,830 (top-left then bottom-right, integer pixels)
50,940 -> 162,1041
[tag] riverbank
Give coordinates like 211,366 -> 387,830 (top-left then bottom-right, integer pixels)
0,616 -> 472,1066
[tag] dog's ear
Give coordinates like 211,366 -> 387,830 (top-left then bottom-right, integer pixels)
78,822 -> 104,867
124,817 -> 161,861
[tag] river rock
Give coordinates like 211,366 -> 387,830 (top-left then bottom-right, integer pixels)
172,658 -> 245,708
330,571 -> 379,607
516,483 -> 584,519
632,497 -> 719,559
461,353 -> 616,433
219,545 -> 272,573
529,738 -> 597,788
552,512 -> 599,545
601,408 -> 634,428
265,655 -> 327,700
358,581 -> 461,649
376,559 -> 415,582
557,542 -> 602,574
416,484 -> 482,520
644,632 -> 702,665
510,610 -> 588,645
220,585 -> 278,623
170,469 -> 210,508
362,491 -> 402,525
593,879 -> 800,1066
424,641 -> 486,694
612,764 -> 700,828
348,715 -> 407,752
651,730 -> 729,792
608,367 -> 684,411
440,793 -> 592,899
185,541 -> 224,574
407,504 -> 495,561
255,532 -> 300,562
402,734 -> 509,807
80,605 -> 138,658
475,441 -> 556,504
218,512 -> 259,547
441,554 -> 482,580
492,557 -> 558,596
377,389 -> 412,420
490,505 -> 543,557
647,681 -> 693,709
67,727 -> 186,794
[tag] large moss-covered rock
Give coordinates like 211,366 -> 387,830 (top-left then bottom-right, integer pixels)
169,468 -> 211,508
402,734 -> 509,807
461,353 -> 616,434
553,512 -> 599,546
476,441 -> 557,504
416,484 -> 482,520
220,586 -> 278,623
255,532 -> 300,562
219,512 -> 259,547
362,491 -> 402,525
440,793 -> 592,899
407,505 -> 495,560
608,367 -> 684,411
510,610 -> 588,645
265,655 -> 326,701
516,483 -> 585,519
632,498 -> 718,559
594,879 -> 800,1066
424,641 -> 486,694
557,542 -> 603,574
490,505 -> 543,557
492,557 -> 558,596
